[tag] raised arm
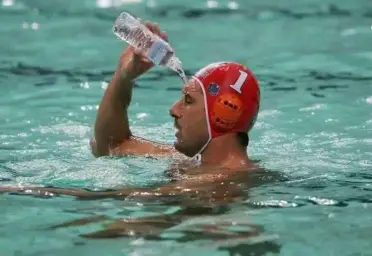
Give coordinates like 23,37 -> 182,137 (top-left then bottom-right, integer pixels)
91,21 -> 177,157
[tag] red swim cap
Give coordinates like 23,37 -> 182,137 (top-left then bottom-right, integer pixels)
193,62 -> 260,140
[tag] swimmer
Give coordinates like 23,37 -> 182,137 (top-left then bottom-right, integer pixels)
91,21 -> 260,170
0,21 -> 262,199
2,21 -> 267,203
0,22 -> 284,243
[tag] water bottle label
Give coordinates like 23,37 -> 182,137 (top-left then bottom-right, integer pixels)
149,39 -> 167,65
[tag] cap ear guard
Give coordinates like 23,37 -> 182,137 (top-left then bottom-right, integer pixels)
210,93 -> 243,132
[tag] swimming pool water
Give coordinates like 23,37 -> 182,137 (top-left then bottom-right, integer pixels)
1,0 -> 372,255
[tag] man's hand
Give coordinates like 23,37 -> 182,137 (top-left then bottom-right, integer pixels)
118,21 -> 168,81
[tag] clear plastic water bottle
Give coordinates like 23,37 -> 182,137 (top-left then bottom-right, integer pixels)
113,12 -> 186,81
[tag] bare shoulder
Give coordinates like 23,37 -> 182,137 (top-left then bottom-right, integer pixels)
109,136 -> 185,158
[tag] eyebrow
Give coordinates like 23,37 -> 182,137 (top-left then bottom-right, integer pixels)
182,87 -> 201,95
182,89 -> 192,95
183,91 -> 193,98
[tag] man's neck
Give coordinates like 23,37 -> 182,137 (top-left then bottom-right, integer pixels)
199,134 -> 250,169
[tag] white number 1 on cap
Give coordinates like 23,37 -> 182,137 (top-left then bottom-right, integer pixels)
230,70 -> 248,94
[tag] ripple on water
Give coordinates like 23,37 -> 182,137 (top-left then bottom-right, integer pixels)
244,199 -> 302,208
32,122 -> 91,138
366,96 -> 372,104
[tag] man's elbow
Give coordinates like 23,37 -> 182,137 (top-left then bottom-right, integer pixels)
89,138 -> 108,158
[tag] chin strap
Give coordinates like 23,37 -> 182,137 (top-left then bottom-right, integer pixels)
192,153 -> 202,165
191,137 -> 210,166
191,75 -> 213,166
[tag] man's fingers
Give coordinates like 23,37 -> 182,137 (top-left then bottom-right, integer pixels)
131,47 -> 142,63
126,45 -> 135,52
144,20 -> 153,33
142,20 -> 167,41
132,47 -> 152,64
160,31 -> 168,42
144,21 -> 162,36
152,23 -> 161,36
133,47 -> 142,55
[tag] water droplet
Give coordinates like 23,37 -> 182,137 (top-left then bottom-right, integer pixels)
227,0 -> 239,10
366,96 -> 372,104
175,67 -> 188,84
2,0 -> 13,7
136,113 -> 148,119
101,81 -> 108,90
130,238 -> 145,246
31,22 -> 39,30
206,0 -> 218,8
80,81 -> 90,89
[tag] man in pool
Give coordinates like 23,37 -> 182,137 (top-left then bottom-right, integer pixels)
91,21 -> 260,168
7,22 -> 265,195
0,21 -> 261,198
0,21 -> 281,244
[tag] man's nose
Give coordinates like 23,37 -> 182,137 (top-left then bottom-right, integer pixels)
169,100 -> 181,118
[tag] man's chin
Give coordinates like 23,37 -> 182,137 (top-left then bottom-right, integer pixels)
174,142 -> 196,158
173,139 -> 182,152
174,139 -> 186,154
